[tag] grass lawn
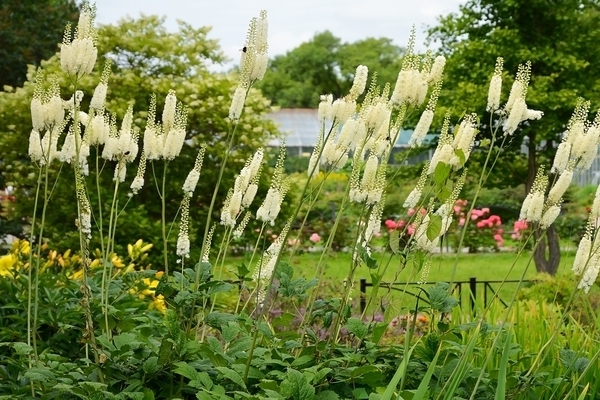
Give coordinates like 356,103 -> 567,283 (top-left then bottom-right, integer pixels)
220,248 -> 578,313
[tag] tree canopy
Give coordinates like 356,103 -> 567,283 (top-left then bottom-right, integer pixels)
257,31 -> 404,108
0,0 -> 80,89
0,16 -> 279,266
428,0 -> 600,274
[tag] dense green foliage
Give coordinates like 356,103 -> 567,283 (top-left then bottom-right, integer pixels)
0,0 -> 80,90
257,31 -> 403,108
428,0 -> 600,274
0,16 -> 279,267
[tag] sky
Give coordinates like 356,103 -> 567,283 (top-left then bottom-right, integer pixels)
94,0 -> 465,70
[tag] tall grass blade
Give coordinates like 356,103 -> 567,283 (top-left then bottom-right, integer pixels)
413,347 -> 441,400
494,329 -> 512,400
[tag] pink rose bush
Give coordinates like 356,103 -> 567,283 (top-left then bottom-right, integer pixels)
450,199 -> 504,252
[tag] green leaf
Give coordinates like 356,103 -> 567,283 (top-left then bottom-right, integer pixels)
11,342 -> 34,356
205,312 -> 238,330
236,262 -> 250,280
413,346 -> 441,400
426,214 -> 442,242
173,361 -> 199,381
389,230 -> 400,254
315,391 -> 340,400
345,317 -> 369,340
215,367 -> 247,390
281,369 -> 316,400
291,355 -> 315,369
113,332 -> 139,351
372,322 -> 388,344
221,322 -> 240,343
380,341 -> 416,400
427,282 -> 459,313
207,282 -> 234,295
352,388 -> 369,399
438,181 -> 453,202
494,331 -> 513,400
434,162 -> 450,185
25,367 -> 56,383
455,148 -> 466,167
350,365 -> 381,378
142,356 -> 159,374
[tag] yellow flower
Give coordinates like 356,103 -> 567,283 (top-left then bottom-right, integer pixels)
149,294 -> 167,313
139,278 -> 159,296
68,269 -> 84,280
0,254 -> 17,277
111,255 -> 125,268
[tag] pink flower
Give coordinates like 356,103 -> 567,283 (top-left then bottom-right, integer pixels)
309,233 -> 321,243
471,214 -> 479,220
514,220 -> 528,231
453,205 -> 462,215
407,208 -> 416,216
493,234 -> 503,241
397,219 -> 407,228
407,223 -> 416,235
385,220 -> 398,230
477,221 -> 486,228
459,217 -> 466,226
482,207 -> 490,215
287,238 -> 300,246
496,228 -> 504,235
511,233 -> 519,240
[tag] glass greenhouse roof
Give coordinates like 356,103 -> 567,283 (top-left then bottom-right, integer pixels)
267,108 -> 421,147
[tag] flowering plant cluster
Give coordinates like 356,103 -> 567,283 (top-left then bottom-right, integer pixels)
2,4 -> 600,399
511,219 -> 529,240
449,199 -> 504,252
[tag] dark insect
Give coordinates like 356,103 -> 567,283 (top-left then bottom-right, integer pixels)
242,46 -> 247,53
124,151 -> 130,156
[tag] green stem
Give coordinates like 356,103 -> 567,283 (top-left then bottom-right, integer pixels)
162,161 -> 169,276
27,165 -> 43,365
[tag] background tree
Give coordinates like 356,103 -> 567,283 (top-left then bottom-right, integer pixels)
0,0 -> 80,89
0,16 -> 279,267
428,0 -> 600,275
257,31 -> 404,108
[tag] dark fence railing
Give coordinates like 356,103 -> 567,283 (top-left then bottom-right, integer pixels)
359,277 -> 535,313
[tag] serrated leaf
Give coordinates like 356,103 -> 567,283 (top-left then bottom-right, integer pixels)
215,366 -> 247,390
208,282 -> 234,295
345,318 -> 369,339
221,322 -> 240,342
281,369 -> 315,400
315,391 -> 340,400
142,356 -> 159,374
291,355 -> 314,368
113,332 -> 138,351
25,367 -> 56,383
173,362 -> 199,381
205,312 -> 238,330
12,342 -> 34,356
426,214 -> 442,242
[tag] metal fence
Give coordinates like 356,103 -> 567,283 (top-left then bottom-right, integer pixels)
358,277 -> 535,313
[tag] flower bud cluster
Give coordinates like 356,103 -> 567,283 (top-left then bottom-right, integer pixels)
60,4 -> 97,78
502,62 -> 543,135
221,148 -> 265,227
